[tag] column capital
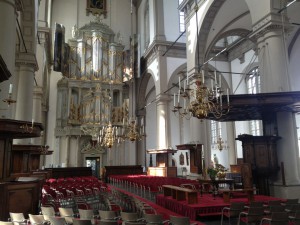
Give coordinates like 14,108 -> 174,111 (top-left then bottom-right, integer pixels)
33,86 -> 43,96
16,52 -> 38,71
250,13 -> 292,40
156,93 -> 171,103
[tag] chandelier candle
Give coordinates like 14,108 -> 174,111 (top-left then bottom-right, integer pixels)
174,93 -> 176,106
9,84 -> 13,94
214,70 -> 217,85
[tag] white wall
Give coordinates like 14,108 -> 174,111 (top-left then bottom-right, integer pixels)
163,0 -> 186,43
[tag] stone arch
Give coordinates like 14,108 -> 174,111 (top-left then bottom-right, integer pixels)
204,28 -> 252,63
288,28 -> 300,58
167,63 -> 187,89
196,0 -> 227,66
194,0 -> 252,68
137,70 -> 155,113
206,63 -> 230,90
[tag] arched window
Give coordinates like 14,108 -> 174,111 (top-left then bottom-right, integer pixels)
178,0 -> 185,33
247,67 -> 260,94
247,67 -> 262,135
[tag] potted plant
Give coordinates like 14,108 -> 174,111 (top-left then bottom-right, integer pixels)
207,166 -> 218,180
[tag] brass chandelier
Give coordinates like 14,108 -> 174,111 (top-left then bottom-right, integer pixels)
173,1 -> 230,120
81,92 -> 145,149
173,71 -> 230,120
124,117 -> 145,142
213,136 -> 228,151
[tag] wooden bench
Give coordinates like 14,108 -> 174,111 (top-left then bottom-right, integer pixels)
162,185 -> 198,204
219,188 -> 255,203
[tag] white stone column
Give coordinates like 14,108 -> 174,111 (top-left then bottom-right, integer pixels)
153,0 -> 166,41
277,112 -> 300,184
255,25 -> 300,188
14,65 -> 34,120
14,63 -> 35,144
256,27 -> 290,93
189,117 -> 210,173
31,86 -> 43,145
0,0 -> 17,118
60,136 -> 69,167
226,121 -> 237,165
156,94 -> 171,165
156,94 -> 169,149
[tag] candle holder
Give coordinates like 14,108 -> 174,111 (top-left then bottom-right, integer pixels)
3,93 -> 16,106
20,122 -> 34,133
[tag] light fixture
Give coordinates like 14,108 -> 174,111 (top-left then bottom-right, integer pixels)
20,120 -> 34,133
172,72 -> 192,119
173,2 -> 230,120
124,117 -> 145,142
213,136 -> 228,151
3,84 -> 16,106
188,70 -> 230,120
81,83 -> 125,149
121,2 -> 146,142
40,145 -> 50,154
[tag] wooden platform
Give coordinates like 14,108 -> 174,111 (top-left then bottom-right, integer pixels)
156,193 -> 284,219
219,188 -> 255,203
162,185 -> 198,204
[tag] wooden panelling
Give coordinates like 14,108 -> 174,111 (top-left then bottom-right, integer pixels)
0,138 -> 12,180
156,154 -> 168,167
0,181 -> 40,221
236,134 -> 281,195
236,135 -> 280,174
0,119 -> 44,221
147,167 -> 177,177
177,144 -> 203,174
104,165 -> 143,181
44,167 -> 93,178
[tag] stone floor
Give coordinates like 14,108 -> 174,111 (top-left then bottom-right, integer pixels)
199,215 -> 238,225
199,216 -> 222,225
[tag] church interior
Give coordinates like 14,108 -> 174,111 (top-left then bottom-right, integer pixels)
1,0 -> 300,224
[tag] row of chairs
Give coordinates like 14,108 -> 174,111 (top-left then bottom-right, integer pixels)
109,175 -> 200,200
42,176 -> 109,213
1,213 -> 49,225
108,187 -> 198,225
39,206 -> 197,225
221,199 -> 300,225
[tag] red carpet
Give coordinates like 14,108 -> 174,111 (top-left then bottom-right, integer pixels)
156,193 -> 285,220
109,185 -> 205,225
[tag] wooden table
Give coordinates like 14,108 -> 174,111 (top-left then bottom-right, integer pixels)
219,188 -> 255,203
162,185 -> 198,204
197,178 -> 235,197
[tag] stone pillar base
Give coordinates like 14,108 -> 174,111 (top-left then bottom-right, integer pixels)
270,184 -> 300,199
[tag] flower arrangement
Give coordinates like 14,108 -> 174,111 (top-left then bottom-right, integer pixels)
206,166 -> 218,180
207,163 -> 227,180
216,164 -> 227,179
